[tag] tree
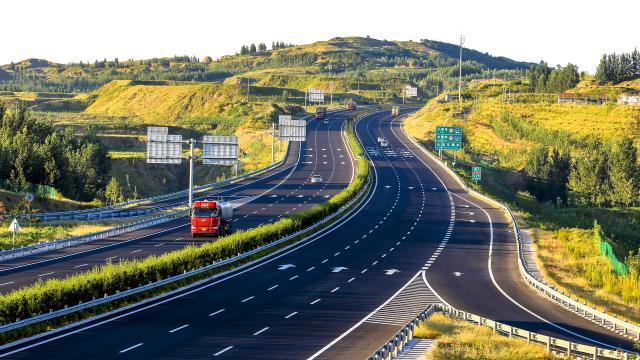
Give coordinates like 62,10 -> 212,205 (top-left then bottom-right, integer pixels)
105,177 -> 122,205
249,43 -> 257,54
608,137 -> 638,206
568,145 -> 610,207
202,56 -> 213,64
524,146 -> 569,205
258,43 -> 267,52
240,45 -> 249,55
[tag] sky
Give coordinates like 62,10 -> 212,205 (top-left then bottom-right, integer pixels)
2,0 -> 639,73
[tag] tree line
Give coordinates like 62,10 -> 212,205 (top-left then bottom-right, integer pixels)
595,49 -> 640,84
0,104 -> 110,201
527,61 -> 580,93
524,137 -> 640,208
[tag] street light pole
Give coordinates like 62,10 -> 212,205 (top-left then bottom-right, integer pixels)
458,35 -> 465,110
271,123 -> 276,164
188,139 -> 195,209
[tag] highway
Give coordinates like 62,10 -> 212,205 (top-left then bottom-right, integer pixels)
0,110 -> 634,359
0,110 -> 354,294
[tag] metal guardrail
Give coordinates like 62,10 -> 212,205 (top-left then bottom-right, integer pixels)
0,109 -> 372,337
0,209 -> 189,262
368,305 -> 634,360
402,125 -> 640,342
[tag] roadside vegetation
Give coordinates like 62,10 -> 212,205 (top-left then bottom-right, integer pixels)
404,72 -> 640,323
0,220 -> 116,250
414,313 -> 558,360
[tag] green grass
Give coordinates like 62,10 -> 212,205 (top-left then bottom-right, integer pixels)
415,313 -> 559,360
0,221 -> 115,250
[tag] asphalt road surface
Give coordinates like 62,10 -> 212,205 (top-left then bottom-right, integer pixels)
0,110 -> 633,360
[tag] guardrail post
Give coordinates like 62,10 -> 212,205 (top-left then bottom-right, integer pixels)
546,337 -> 551,353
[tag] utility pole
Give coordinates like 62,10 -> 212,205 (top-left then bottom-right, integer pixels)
247,78 -> 250,103
458,35 -> 465,110
188,139 -> 195,209
271,123 -> 276,164
330,82 -> 333,106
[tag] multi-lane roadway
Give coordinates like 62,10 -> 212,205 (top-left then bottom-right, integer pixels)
0,111 -> 353,294
0,109 -> 634,359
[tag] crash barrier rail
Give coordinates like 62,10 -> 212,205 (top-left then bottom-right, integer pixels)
0,208 -> 189,262
0,109 -> 372,338
369,304 -> 635,360
19,143 -> 292,222
401,122 -> 640,342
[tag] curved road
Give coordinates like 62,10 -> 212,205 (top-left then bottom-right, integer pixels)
0,110 -> 633,359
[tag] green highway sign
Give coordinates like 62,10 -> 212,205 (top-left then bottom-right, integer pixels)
472,166 -> 482,181
435,126 -> 462,150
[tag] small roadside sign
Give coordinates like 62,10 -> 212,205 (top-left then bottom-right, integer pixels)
25,193 -> 34,202
472,166 -> 482,184
8,218 -> 21,248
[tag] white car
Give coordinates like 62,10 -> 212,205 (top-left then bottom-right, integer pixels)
380,140 -> 389,147
310,175 -> 323,183
323,119 -> 329,124
377,136 -> 385,142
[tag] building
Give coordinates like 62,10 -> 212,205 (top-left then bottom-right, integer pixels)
617,95 -> 640,105
558,92 -> 608,105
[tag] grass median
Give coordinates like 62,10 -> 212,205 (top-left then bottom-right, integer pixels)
0,112 -> 371,344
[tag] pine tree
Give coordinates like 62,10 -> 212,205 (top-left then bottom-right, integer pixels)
249,43 -> 257,53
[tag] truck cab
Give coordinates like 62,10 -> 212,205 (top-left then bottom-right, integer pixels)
391,106 -> 400,118
191,200 -> 233,237
347,101 -> 356,111
315,107 -> 327,120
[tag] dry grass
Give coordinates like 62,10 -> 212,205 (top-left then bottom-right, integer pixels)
535,228 -> 640,324
415,313 -> 559,360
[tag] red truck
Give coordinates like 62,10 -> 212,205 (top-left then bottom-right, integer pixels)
190,200 -> 233,237
315,107 -> 327,120
347,101 -> 356,111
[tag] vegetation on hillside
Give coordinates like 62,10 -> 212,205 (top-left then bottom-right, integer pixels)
595,49 -> 640,85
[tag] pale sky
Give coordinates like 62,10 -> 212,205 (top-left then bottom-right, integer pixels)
2,0 -> 638,73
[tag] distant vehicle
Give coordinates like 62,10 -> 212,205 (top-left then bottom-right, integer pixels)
347,101 -> 357,111
323,119 -> 329,124
310,174 -> 323,183
380,140 -> 389,147
391,106 -> 400,118
191,200 -> 233,237
315,107 -> 327,120
377,136 -> 385,142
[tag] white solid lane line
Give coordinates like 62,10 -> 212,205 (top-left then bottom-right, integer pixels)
241,296 -> 255,303
0,281 -> 14,286
119,343 -> 143,354
285,311 -> 298,319
209,309 -> 225,316
214,346 -> 233,356
253,327 -> 269,336
73,264 -> 89,269
169,324 -> 189,333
